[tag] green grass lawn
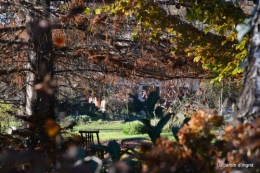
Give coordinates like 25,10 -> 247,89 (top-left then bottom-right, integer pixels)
97,131 -> 174,141
73,121 -> 126,131
68,120 -> 222,142
67,120 -> 174,142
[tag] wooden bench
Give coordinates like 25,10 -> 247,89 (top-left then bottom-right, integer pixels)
78,130 -> 104,159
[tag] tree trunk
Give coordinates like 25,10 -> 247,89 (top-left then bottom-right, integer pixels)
234,1 -> 260,124
25,1 -> 36,117
24,0 -> 56,148
25,0 -> 54,116
25,49 -> 36,116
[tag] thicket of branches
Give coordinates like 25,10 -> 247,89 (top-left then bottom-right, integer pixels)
0,0 -> 214,114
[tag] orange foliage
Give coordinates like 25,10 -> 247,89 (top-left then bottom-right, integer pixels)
53,35 -> 65,47
141,110 -> 260,173
45,118 -> 60,140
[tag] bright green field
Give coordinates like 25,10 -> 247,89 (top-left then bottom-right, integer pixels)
96,131 -> 174,141
66,121 -> 174,142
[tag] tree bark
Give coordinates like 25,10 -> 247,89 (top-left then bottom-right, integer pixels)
25,1 -> 36,117
24,0 -> 56,148
234,0 -> 260,124
25,0 -> 55,118
25,49 -> 36,116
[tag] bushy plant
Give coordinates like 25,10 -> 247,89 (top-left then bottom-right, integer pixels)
127,90 -> 173,144
0,123 -> 7,133
97,119 -> 103,123
122,122 -> 147,135
77,115 -> 90,124
140,110 -> 260,173
62,115 -> 75,122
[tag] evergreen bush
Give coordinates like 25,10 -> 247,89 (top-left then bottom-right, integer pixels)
122,122 -> 147,135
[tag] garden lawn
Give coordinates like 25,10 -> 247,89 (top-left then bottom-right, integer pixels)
73,121 -> 126,130
66,120 -> 221,142
97,131 -> 174,141
70,121 -> 174,141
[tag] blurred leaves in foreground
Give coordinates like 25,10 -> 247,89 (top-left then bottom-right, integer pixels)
1,110 -> 260,173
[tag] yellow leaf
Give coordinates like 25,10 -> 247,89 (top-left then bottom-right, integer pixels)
194,56 -> 201,62
45,119 -> 60,138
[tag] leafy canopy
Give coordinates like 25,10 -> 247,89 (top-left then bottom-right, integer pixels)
84,0 -> 252,81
